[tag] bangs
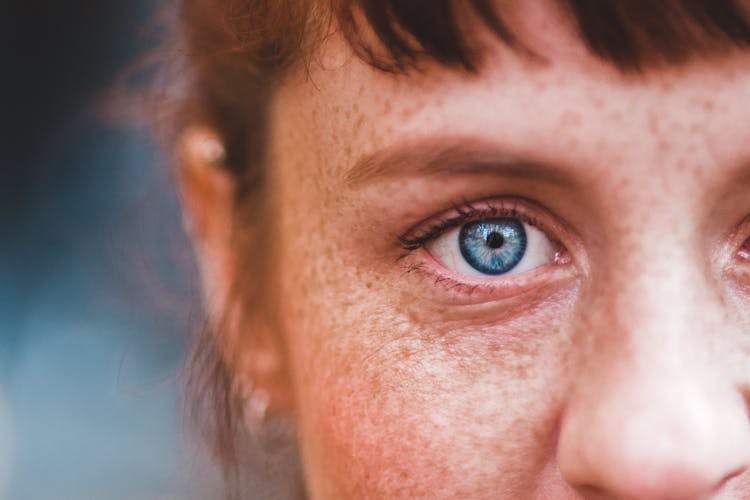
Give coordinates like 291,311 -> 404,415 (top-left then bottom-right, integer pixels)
336,0 -> 750,72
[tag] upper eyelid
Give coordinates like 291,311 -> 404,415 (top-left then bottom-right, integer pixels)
399,198 -> 557,251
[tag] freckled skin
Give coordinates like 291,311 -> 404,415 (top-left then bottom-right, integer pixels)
251,5 -> 750,500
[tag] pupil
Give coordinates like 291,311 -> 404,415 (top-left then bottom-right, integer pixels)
486,232 -> 505,249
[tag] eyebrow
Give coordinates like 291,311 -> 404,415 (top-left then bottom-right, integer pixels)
344,137 -> 577,187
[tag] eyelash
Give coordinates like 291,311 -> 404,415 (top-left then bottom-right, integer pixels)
399,199 -> 549,253
397,198 -> 571,296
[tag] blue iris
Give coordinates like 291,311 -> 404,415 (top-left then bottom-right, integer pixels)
459,218 -> 527,275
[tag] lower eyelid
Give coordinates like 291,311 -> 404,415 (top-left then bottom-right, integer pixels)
402,250 -> 577,304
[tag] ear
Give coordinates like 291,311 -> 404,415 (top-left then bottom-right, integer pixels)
176,125 -> 234,315
176,125 -> 293,418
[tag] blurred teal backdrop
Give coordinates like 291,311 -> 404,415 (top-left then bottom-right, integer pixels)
1,1 -> 221,498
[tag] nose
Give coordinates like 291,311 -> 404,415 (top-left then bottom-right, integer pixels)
557,262 -> 750,499
558,366 -> 750,499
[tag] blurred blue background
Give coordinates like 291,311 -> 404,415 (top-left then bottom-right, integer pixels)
1,2 -> 221,498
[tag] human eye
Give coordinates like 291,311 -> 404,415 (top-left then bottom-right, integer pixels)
429,217 -> 555,277
399,199 -> 573,297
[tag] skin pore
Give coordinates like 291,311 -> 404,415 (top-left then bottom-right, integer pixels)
183,1 -> 750,499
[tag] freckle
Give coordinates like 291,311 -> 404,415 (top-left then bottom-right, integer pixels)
673,159 -> 688,173
690,161 -> 703,179
648,114 -> 659,135
560,111 -> 582,127
400,103 -> 421,121
616,175 -> 631,193
486,341 -> 502,354
533,81 -> 547,94
399,345 -> 412,360
659,80 -> 675,92
702,99 -> 715,111
565,137 -> 579,150
353,116 -> 365,133
405,308 -> 420,324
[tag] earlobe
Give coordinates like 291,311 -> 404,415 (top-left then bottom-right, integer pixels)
234,328 -> 296,423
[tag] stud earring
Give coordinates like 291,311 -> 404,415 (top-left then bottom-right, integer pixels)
179,125 -> 227,169
245,386 -> 271,429
234,375 -> 270,432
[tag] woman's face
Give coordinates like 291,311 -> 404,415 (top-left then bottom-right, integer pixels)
257,5 -> 750,498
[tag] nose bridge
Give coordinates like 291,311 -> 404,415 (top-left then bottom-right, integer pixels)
592,219 -> 713,362
557,217 -> 750,498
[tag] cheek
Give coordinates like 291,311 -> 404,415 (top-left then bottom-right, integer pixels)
293,326 -> 573,498
277,261 -> 577,499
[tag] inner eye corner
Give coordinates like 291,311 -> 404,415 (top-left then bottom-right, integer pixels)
729,229 -> 750,260
553,246 -> 573,266
738,241 -> 750,262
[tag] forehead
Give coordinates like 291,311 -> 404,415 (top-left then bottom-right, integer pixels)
274,9 -> 750,185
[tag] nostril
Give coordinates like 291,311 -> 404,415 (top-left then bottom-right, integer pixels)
576,484 -> 613,500
713,465 -> 748,493
742,385 -> 750,422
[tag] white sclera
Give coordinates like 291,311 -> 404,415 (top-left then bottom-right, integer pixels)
427,220 -> 557,278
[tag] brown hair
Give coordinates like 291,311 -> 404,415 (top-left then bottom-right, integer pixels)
176,0 -> 750,492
